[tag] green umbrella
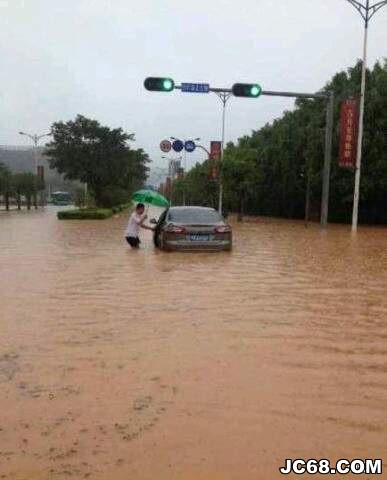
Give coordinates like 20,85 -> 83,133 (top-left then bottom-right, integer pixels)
132,189 -> 169,208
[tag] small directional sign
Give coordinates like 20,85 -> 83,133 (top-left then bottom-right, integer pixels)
172,139 -> 184,152
160,139 -> 172,153
184,140 -> 196,152
181,83 -> 210,93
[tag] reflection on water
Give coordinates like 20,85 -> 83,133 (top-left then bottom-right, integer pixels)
1,207 -> 386,479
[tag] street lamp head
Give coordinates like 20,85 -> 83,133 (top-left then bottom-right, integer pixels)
19,131 -> 26,135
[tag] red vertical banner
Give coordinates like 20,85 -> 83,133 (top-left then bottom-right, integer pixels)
210,141 -> 222,161
339,99 -> 359,168
209,141 -> 221,180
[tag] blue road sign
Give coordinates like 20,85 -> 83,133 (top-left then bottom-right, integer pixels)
185,140 -> 196,152
172,139 -> 184,152
181,83 -> 210,93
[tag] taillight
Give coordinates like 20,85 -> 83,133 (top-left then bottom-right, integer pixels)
214,225 -> 231,233
166,224 -> 186,234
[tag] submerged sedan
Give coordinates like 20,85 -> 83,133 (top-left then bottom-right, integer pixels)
152,206 -> 232,251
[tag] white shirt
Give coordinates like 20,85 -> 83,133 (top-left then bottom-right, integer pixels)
125,212 -> 144,237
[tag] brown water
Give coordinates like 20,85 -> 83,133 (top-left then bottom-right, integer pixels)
1,207 -> 387,480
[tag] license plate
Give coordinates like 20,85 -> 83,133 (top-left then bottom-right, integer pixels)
190,234 -> 210,242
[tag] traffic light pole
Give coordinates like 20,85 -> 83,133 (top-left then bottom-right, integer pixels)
166,84 -> 334,226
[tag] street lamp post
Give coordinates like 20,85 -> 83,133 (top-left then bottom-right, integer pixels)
214,92 -> 232,214
344,0 -> 387,232
19,131 -> 51,173
19,131 -> 51,207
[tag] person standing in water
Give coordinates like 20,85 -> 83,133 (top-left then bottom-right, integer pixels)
125,203 -> 154,248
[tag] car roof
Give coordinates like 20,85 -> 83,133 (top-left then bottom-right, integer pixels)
168,206 -> 216,211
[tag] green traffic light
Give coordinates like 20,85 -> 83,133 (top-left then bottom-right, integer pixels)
163,79 -> 174,91
250,85 -> 261,97
232,83 -> 262,98
144,77 -> 175,92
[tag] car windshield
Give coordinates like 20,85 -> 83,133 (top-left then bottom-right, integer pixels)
168,208 -> 222,224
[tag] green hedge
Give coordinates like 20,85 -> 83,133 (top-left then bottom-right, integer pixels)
57,203 -> 131,220
58,208 -> 113,220
111,203 -> 131,214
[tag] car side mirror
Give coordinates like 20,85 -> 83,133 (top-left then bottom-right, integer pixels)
149,218 -> 157,225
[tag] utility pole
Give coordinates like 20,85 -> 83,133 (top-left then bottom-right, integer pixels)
344,0 -> 387,232
19,131 -> 51,207
19,131 -> 51,173
320,92 -> 335,227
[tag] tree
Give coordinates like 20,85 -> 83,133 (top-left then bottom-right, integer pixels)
12,173 -> 24,210
0,163 -> 44,211
45,115 -> 149,207
12,172 -> 41,210
0,163 -> 12,210
223,139 -> 261,221
171,160 -> 218,208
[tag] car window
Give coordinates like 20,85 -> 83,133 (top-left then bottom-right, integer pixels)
168,208 -> 222,224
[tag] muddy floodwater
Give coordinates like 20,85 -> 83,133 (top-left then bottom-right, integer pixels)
1,207 -> 387,480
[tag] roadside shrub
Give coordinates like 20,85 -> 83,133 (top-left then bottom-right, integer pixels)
113,203 -> 131,213
57,203 -> 130,220
58,208 -> 113,220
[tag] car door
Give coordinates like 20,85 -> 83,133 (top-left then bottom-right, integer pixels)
154,208 -> 168,247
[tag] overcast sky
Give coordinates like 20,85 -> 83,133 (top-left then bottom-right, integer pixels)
1,0 -> 386,179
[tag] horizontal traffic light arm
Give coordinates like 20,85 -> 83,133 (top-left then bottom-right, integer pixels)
175,85 -> 328,100
143,77 -> 329,100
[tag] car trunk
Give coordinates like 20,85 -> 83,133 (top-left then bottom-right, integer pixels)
164,223 -> 230,242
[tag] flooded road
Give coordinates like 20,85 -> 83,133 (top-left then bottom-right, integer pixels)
1,207 -> 387,480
